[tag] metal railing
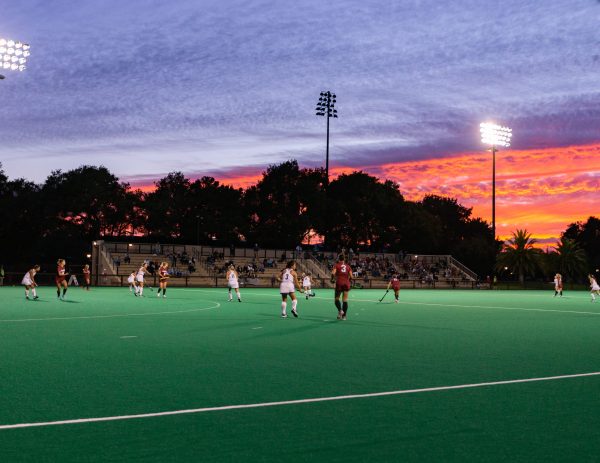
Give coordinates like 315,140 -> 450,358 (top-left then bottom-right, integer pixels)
0,272 -> 484,290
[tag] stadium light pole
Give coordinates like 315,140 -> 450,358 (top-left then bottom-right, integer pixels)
0,38 -> 30,80
315,91 -> 338,185
480,122 -> 512,240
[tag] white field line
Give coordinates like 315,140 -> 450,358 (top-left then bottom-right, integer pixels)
184,289 -> 600,317
2,371 -> 600,430
0,302 -> 220,323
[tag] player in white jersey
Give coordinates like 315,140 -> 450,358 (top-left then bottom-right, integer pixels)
302,273 -> 314,299
22,265 -> 40,300
589,275 -> 600,302
279,260 -> 303,318
135,263 -> 148,296
226,265 -> 242,302
127,271 -> 137,293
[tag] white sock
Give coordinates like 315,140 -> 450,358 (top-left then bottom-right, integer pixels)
25,288 -> 29,297
281,301 -> 287,315
32,288 -> 37,297
228,291 -> 232,301
237,291 -> 241,301
139,287 -> 144,296
592,294 -> 596,300
292,299 -> 297,312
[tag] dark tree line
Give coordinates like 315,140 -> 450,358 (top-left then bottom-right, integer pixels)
1,161 -> 596,278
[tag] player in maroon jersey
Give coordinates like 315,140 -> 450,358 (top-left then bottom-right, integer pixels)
386,274 -> 401,303
332,254 -> 352,320
56,259 -> 69,300
157,262 -> 170,298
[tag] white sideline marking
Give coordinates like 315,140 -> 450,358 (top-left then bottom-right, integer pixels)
251,327 -> 263,330
185,289 -> 600,317
120,336 -> 138,339
1,371 -> 599,430
0,302 -> 220,323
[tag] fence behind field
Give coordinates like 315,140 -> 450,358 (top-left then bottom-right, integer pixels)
0,272 -> 483,290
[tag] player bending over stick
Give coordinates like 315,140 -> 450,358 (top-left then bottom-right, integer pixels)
22,265 -> 40,300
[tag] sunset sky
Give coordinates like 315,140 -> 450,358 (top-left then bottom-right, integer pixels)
1,0 -> 598,243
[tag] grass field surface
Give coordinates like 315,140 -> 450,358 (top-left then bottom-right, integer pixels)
1,286 -> 599,462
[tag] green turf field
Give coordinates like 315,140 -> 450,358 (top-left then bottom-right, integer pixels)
1,286 -> 600,462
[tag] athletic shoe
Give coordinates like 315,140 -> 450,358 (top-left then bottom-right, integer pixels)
228,299 -> 232,302
395,299 -> 399,304
25,296 -> 30,300
163,295 -> 167,298
33,296 -> 39,300
238,299 -> 241,302
337,311 -> 343,320
281,314 -> 288,318
292,309 -> 298,318
342,315 -> 347,320
157,293 -> 160,297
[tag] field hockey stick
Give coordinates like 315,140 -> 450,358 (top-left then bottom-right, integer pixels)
378,289 -> 389,303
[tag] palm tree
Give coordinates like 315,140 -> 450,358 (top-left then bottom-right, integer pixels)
553,238 -> 588,282
496,229 -> 542,285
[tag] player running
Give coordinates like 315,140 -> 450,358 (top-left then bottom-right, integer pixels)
553,273 -> 563,297
22,265 -> 40,300
82,264 -> 91,290
332,255 -> 352,320
590,275 -> 600,302
127,271 -> 137,293
56,259 -> 69,300
135,262 -> 148,297
387,274 -> 401,303
226,265 -> 242,302
157,262 -> 169,298
302,272 -> 314,299
279,260 -> 303,318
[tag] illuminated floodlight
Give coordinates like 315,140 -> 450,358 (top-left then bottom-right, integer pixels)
479,121 -> 513,243
480,122 -> 512,147
0,37 -> 30,75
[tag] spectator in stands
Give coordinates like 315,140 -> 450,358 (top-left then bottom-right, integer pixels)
254,243 -> 259,259
230,243 -> 235,257
124,253 -> 130,264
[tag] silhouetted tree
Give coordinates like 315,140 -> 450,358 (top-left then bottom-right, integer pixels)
563,217 -> 600,270
243,161 -> 326,248
324,172 -> 404,250
496,229 -> 542,285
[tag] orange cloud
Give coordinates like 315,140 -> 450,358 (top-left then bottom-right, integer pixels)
339,143 -> 600,242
